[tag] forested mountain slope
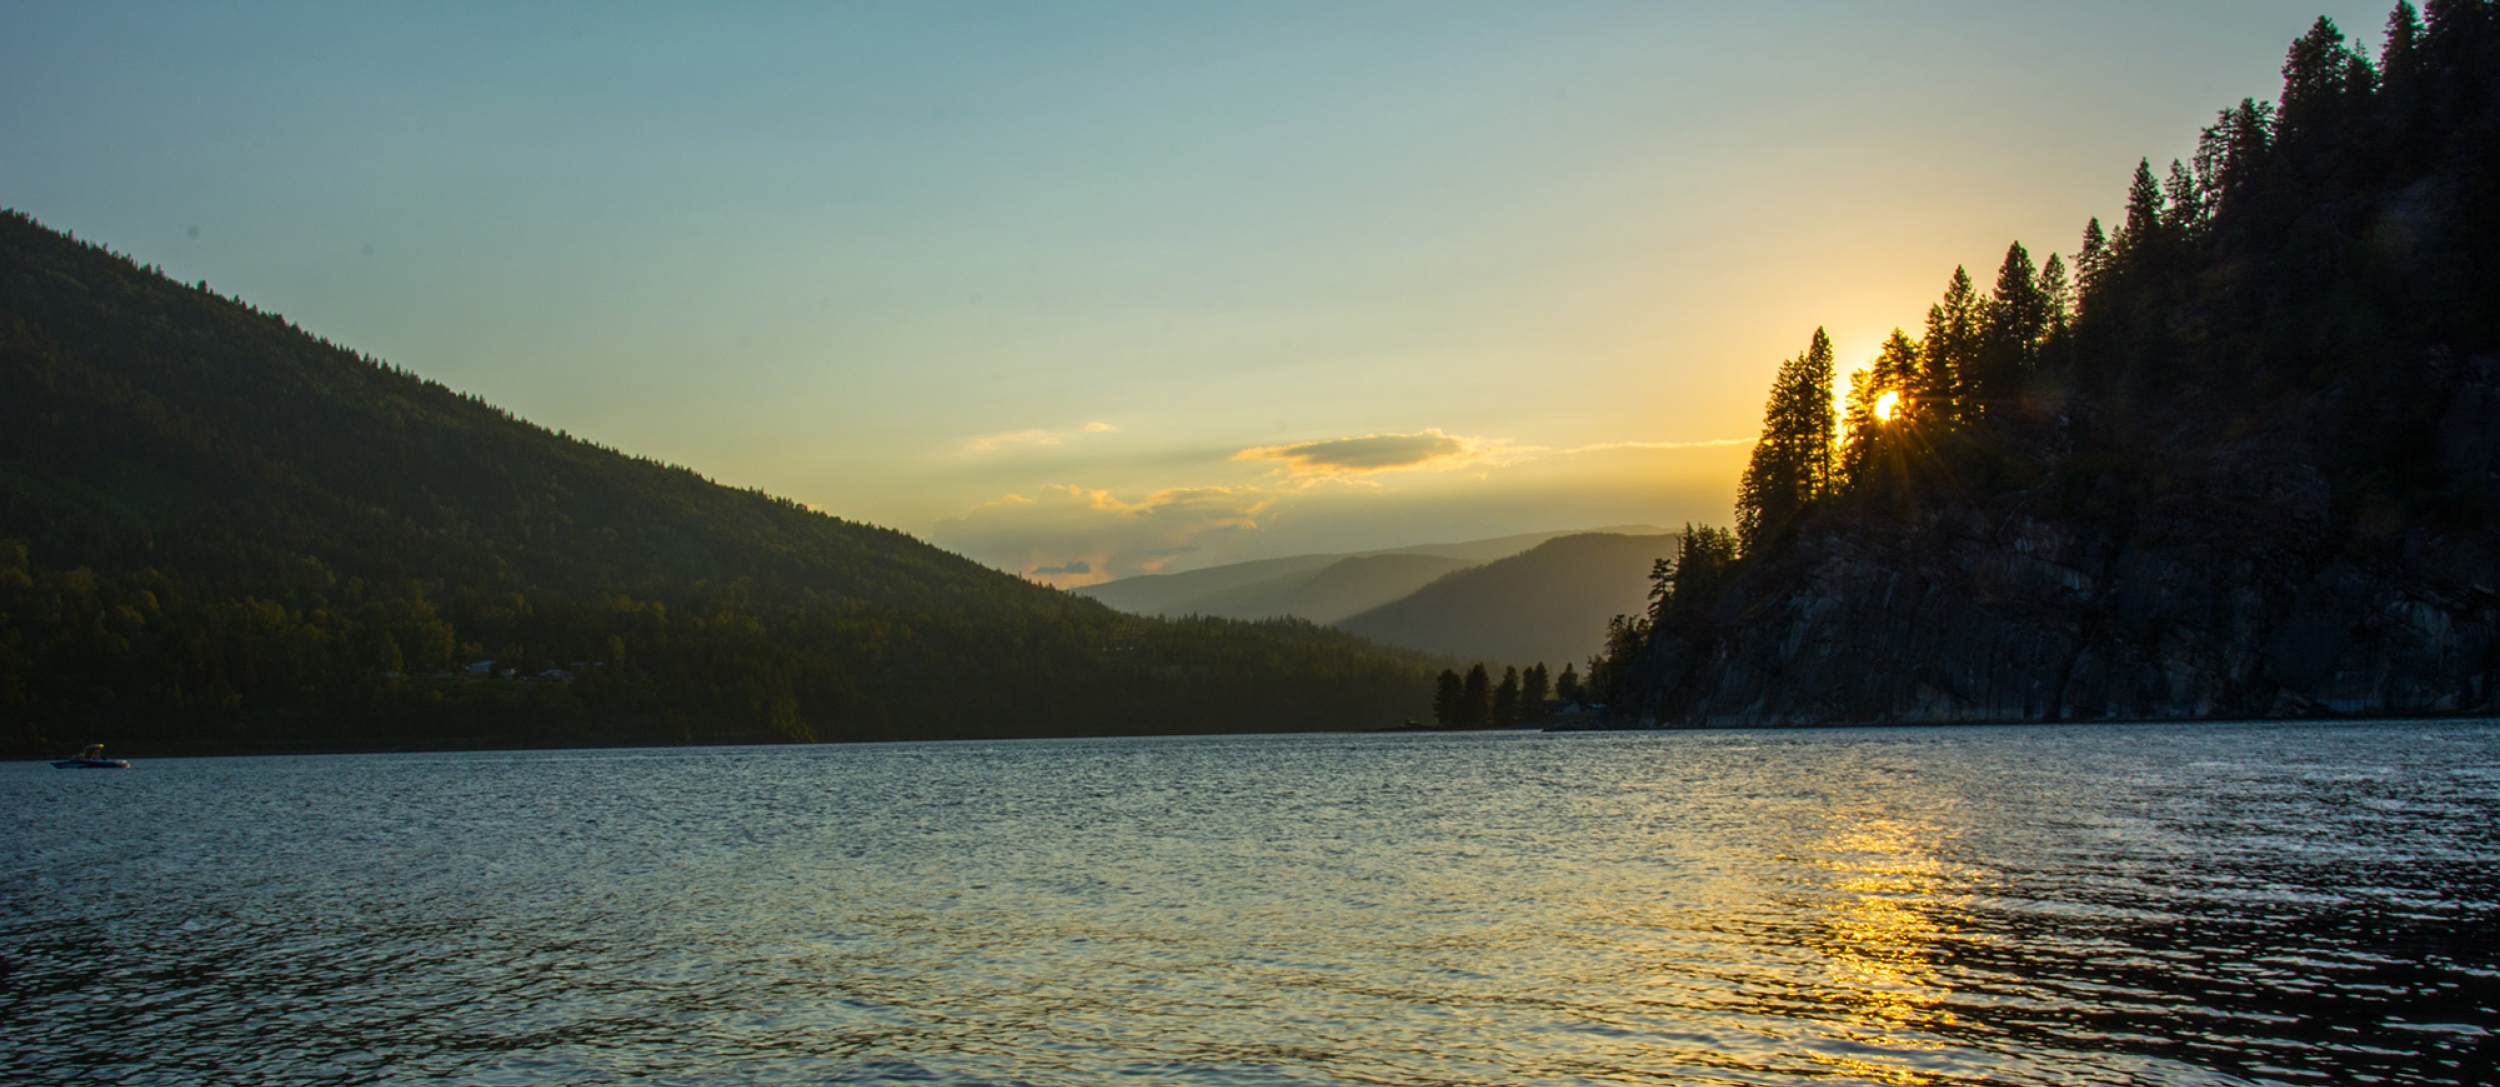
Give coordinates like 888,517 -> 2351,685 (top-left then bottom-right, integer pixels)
1612,4 -> 2500,724
0,212 -> 1436,753
1334,533 -> 1676,672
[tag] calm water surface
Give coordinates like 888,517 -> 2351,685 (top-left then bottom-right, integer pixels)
5,721 -> 2496,1085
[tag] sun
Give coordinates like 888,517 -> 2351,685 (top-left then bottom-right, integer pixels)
1873,390 -> 1902,422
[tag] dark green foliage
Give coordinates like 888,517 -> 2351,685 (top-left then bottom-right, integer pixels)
1520,662 -> 1550,717
1651,526 -> 1739,629
1427,661 -> 1543,727
2039,254 -> 2072,315
0,212 -> 1439,754
1582,524 -> 1737,710
2118,159 -> 2169,255
1975,243 -> 2052,412
2276,17 -> 2379,152
1459,664 -> 1492,727
1920,270 -> 1983,426
1734,328 -> 1838,555
1580,613 -> 1650,707
1841,331 -> 1924,490
1432,669 -> 1466,727
1823,0 -> 2500,520
1554,662 -> 1582,705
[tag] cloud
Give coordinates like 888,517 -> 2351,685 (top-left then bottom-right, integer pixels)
928,431 -> 1757,587
967,428 -> 1063,452
966,422 -> 1119,453
931,484 -> 1274,587
1232,428 -> 1526,481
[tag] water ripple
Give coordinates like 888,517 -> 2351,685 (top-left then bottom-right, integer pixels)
4,720 -> 2496,1085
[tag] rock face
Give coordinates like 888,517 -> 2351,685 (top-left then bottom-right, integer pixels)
1624,360 -> 2500,725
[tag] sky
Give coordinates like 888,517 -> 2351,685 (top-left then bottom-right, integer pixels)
1,1 -> 2399,585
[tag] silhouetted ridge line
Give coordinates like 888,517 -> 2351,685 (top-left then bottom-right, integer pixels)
0,209 -> 1437,753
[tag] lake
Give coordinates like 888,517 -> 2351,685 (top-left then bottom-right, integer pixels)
5,721 -> 2495,1085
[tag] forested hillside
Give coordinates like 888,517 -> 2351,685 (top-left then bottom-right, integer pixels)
0,212 -> 1438,754
1605,3 -> 2500,724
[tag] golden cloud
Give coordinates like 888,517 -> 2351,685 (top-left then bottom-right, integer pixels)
1231,428 -> 1527,481
931,484 -> 1274,587
966,422 -> 1120,453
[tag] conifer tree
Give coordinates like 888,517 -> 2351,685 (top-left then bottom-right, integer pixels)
2195,100 -> 2275,216
2386,0 -> 2423,64
1432,669 -> 1465,727
1919,269 -> 1982,423
2163,160 -> 2208,242
1872,328 -> 1922,403
1977,242 -> 2048,409
1555,662 -> 1582,705
2379,3 -> 2428,142
1461,663 -> 1492,727
2075,218 -> 2109,302
2276,17 -> 2374,151
2114,159 -> 2167,269
1843,331 -> 1921,488
1585,614 -> 1651,706
1735,328 -> 1838,554
2039,254 -> 2072,338
1658,525 -> 1739,620
1521,663 -> 1550,717
1842,365 -> 1882,485
1493,666 -> 1521,725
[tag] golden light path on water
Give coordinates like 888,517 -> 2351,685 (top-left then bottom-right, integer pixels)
1796,814 -> 1968,1084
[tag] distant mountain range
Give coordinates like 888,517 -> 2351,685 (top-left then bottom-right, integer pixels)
1152,553 -> 1476,625
1077,527 -> 1677,669
1076,525 -> 1662,620
1335,533 -> 1677,670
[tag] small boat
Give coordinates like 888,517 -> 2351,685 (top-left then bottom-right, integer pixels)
53,745 -> 129,769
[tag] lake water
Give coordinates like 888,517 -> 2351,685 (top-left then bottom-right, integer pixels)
4,722 -> 2496,1086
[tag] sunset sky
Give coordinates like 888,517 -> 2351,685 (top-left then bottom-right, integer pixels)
1,1 -> 2392,585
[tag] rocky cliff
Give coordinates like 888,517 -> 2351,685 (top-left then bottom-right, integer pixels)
1625,353 -> 2500,724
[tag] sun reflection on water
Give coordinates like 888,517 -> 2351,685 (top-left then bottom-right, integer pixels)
1793,815 -> 1974,1084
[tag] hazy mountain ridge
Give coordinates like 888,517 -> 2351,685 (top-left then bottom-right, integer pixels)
1076,525 -> 1664,621
1159,553 -> 1476,624
1335,533 -> 1678,671
1076,554 -> 1345,616
0,211 -> 1439,753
